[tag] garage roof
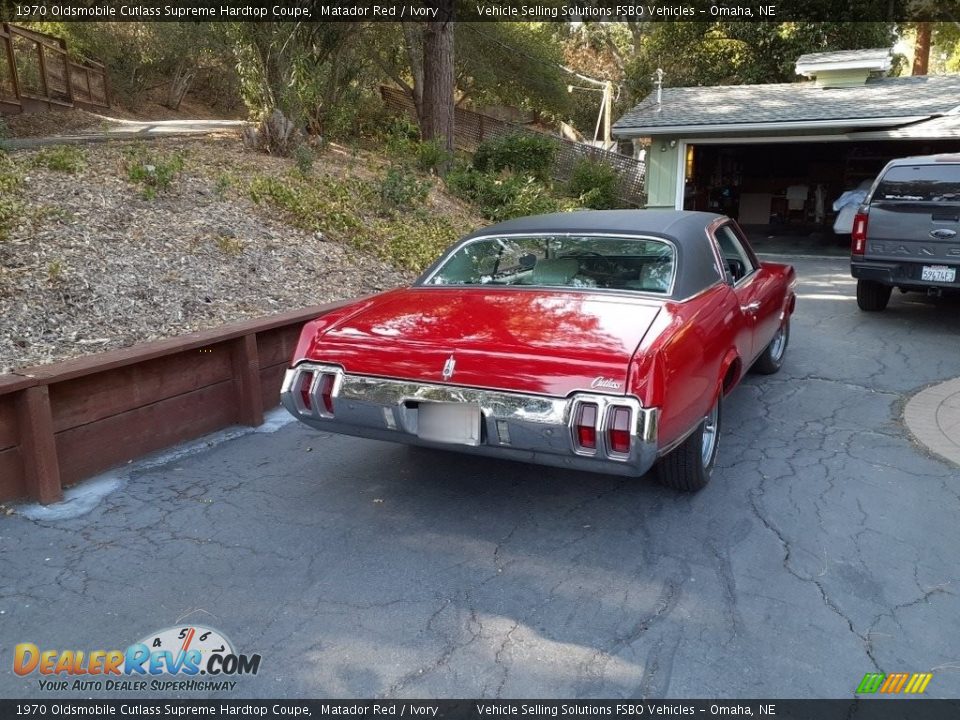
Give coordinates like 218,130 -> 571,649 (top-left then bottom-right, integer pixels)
613,74 -> 960,137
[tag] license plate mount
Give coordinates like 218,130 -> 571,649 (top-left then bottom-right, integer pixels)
921,264 -> 956,283
417,402 -> 481,446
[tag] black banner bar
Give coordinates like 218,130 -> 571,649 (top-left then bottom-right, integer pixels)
1,0 -> 959,23
3,700 -> 960,720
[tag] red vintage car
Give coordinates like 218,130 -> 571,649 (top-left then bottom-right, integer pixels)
281,210 -> 796,491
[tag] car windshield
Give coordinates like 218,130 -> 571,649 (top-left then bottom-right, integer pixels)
425,235 -> 676,293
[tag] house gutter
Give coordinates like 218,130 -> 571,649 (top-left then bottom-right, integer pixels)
613,115 -> 932,138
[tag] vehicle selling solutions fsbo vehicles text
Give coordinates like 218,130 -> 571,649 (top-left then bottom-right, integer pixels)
473,4 -> 774,17
474,4 -> 696,17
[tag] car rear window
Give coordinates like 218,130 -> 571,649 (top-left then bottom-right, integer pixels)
874,164 -> 960,203
424,235 -> 676,293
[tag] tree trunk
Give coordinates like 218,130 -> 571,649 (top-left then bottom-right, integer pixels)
165,61 -> 195,111
912,22 -> 931,76
401,22 -> 425,126
420,1 -> 455,157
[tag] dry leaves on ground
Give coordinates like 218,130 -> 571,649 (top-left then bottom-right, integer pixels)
0,135 -> 434,373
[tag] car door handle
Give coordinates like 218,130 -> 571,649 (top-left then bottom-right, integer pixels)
741,301 -> 761,314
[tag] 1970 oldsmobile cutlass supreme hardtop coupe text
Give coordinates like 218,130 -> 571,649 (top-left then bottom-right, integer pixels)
281,210 -> 796,491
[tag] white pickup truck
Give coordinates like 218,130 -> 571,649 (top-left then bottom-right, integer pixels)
850,154 -> 960,311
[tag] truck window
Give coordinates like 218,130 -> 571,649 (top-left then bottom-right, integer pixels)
874,164 -> 960,203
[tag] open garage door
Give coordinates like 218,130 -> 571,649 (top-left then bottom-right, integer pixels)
681,139 -> 959,237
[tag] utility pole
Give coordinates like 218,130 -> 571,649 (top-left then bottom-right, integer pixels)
603,80 -> 613,151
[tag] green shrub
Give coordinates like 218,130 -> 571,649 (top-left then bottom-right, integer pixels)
248,174 -> 369,234
379,165 -> 430,212
472,132 -> 558,180
384,116 -> 421,159
0,152 -> 23,240
358,217 -> 461,272
567,158 -> 621,209
33,145 -> 87,174
0,151 -> 21,194
293,143 -> 315,174
214,172 -> 234,196
125,146 -> 185,197
247,170 -> 462,272
445,166 -> 557,221
416,139 -> 451,174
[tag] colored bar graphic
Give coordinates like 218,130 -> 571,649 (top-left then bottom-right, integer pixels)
857,672 -> 932,695
857,673 -> 885,694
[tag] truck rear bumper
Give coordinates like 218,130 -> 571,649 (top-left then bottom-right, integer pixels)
851,259 -> 960,290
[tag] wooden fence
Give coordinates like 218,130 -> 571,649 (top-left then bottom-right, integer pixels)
381,85 -> 646,206
0,301 -> 350,505
0,23 -> 109,116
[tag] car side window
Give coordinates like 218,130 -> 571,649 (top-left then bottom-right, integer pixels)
714,225 -> 757,283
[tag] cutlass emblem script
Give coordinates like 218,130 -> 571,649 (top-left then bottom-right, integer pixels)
442,355 -> 456,380
591,376 -> 621,390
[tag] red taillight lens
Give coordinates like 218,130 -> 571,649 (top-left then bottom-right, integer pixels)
319,373 -> 335,415
575,403 -> 598,450
851,212 -> 868,255
608,407 -> 632,454
298,371 -> 314,411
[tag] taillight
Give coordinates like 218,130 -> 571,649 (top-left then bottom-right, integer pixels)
319,373 -> 335,415
608,406 -> 632,454
575,403 -> 598,450
298,371 -> 314,411
851,212 -> 868,256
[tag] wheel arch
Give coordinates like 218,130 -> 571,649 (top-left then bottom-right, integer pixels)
720,350 -> 742,397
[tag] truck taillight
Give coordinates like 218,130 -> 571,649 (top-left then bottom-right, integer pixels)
574,403 -> 598,450
851,212 -> 868,256
319,373 -> 335,415
608,407 -> 632,454
298,371 -> 315,411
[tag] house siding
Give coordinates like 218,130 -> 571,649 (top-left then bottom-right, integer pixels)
645,138 -> 681,209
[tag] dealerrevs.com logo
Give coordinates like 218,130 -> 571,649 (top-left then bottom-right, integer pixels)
14,625 -> 261,693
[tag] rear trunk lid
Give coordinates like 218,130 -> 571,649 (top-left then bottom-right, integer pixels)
303,288 -> 663,397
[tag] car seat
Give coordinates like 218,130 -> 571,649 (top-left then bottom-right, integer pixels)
531,258 -> 580,286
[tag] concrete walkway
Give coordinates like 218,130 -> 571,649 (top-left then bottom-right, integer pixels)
905,378 -> 960,467
4,118 -> 248,149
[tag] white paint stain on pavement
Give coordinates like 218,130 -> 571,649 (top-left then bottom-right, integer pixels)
17,408 -> 296,521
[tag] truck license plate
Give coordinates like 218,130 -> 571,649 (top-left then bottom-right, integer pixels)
417,402 -> 481,446
921,265 -> 956,283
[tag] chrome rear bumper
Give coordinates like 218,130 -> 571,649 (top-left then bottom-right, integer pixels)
280,363 -> 660,477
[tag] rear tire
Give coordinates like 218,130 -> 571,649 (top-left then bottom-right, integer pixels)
752,319 -> 789,375
857,279 -> 892,311
655,393 -> 721,493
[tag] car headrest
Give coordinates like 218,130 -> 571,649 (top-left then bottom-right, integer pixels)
638,261 -> 671,292
532,257 -> 579,285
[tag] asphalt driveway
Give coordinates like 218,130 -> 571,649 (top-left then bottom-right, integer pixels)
2,256 -> 959,699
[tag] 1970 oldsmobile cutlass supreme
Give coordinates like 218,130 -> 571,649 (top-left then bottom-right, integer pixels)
281,210 -> 796,491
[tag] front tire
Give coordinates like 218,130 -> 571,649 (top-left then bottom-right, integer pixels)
655,393 -> 721,493
857,279 -> 892,311
752,318 -> 789,375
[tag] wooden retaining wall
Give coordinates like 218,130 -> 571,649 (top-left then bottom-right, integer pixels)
0,301 -> 349,504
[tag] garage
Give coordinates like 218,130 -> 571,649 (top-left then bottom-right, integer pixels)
614,48 -> 960,243
682,137 -> 960,229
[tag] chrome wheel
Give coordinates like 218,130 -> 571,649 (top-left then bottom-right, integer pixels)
769,325 -> 787,362
700,399 -> 720,467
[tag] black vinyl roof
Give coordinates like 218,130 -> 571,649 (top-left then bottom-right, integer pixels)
445,210 -> 727,300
